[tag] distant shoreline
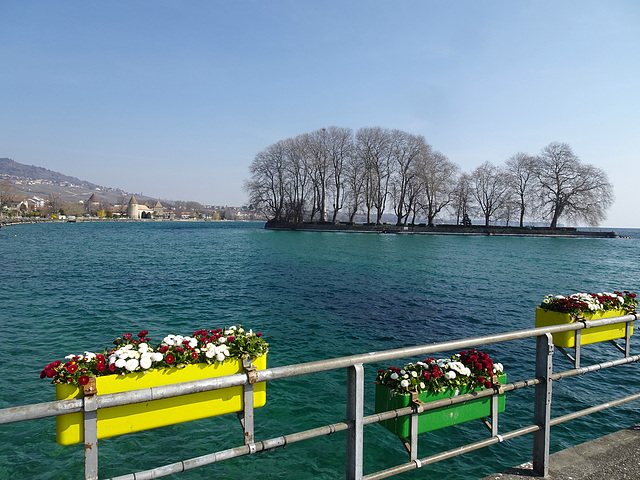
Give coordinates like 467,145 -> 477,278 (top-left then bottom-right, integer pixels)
0,218 -> 624,238
0,217 -> 257,228
264,220 -> 621,238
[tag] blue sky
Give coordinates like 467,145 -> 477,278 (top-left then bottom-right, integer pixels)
2,1 -> 639,227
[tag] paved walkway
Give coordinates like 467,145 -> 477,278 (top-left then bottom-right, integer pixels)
480,424 -> 640,480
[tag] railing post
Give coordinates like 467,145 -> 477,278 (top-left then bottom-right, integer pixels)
83,378 -> 98,480
625,318 -> 632,358
533,332 -> 554,477
346,363 -> 364,480
239,358 -> 257,445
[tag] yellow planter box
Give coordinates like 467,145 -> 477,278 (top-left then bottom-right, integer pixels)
55,355 -> 267,446
535,308 -> 632,348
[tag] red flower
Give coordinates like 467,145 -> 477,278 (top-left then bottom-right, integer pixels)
78,375 -> 90,386
256,333 -> 263,337
484,381 -> 492,388
138,330 -> 148,338
423,372 -> 431,380
66,363 -> 78,373
227,336 -> 235,342
166,354 -> 175,364
46,369 -> 55,378
96,362 -> 106,372
123,333 -> 133,341
109,363 -> 117,372
96,354 -> 105,362
159,345 -> 169,353
191,352 -> 198,360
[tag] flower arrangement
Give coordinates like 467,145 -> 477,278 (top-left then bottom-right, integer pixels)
375,349 -> 504,396
41,325 -> 268,387
539,291 -> 638,316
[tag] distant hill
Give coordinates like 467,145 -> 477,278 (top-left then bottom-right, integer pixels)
0,158 -> 96,188
0,157 -> 156,205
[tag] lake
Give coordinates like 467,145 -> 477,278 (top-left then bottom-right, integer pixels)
1,221 -> 639,479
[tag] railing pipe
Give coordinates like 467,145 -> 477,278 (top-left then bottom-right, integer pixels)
4,314 -> 634,428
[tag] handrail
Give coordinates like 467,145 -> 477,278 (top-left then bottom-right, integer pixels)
1,312 -> 638,479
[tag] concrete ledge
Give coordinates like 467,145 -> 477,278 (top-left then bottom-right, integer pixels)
480,424 -> 640,479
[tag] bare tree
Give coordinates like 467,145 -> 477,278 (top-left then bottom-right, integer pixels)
389,130 -> 427,225
326,126 -> 353,223
307,128 -> 333,222
355,127 -> 393,224
283,135 -> 311,223
417,151 -> 459,227
0,181 -> 18,209
536,142 -> 613,228
496,190 -> 519,226
470,161 -> 509,226
45,192 -> 62,215
505,152 -> 539,227
450,173 -> 475,225
245,140 -> 289,221
343,144 -> 367,223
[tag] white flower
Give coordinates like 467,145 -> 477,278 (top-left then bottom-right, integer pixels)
400,379 -> 410,388
115,358 -> 126,369
420,382 -> 426,389
411,371 -> 418,378
205,349 -> 215,359
390,373 -> 399,380
139,355 -> 152,369
445,371 -> 456,380
188,338 -> 198,349
449,361 -> 465,373
138,343 -> 150,353
125,359 -> 139,371
218,337 -> 226,344
151,352 -> 163,362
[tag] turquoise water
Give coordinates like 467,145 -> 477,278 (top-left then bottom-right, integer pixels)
1,221 -> 639,479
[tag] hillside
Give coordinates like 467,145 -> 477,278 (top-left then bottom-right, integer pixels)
0,157 -> 156,205
0,158 -> 96,188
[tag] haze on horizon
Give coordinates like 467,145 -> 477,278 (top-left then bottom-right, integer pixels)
2,1 -> 639,228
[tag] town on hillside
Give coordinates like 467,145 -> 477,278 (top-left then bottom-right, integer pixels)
0,186 -> 262,221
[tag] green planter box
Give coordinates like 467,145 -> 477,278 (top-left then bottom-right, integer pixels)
374,373 -> 506,438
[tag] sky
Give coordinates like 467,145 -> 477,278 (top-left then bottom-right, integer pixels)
1,1 -> 639,227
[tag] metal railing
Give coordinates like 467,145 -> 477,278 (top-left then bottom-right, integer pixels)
1,312 -> 638,479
